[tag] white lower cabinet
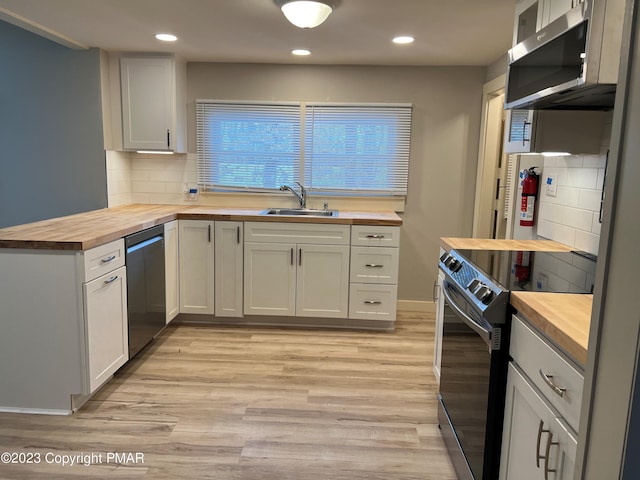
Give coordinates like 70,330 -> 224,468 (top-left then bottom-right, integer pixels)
214,221 -> 244,317
348,283 -> 397,321
244,242 -> 349,318
500,364 -> 576,480
83,266 -> 128,394
179,220 -> 215,314
244,242 -> 297,316
500,315 -> 580,480
164,220 -> 179,323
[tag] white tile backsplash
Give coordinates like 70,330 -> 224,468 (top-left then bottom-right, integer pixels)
106,150 -> 132,206
536,152 -> 606,256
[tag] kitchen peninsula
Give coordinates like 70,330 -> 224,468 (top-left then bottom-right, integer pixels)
0,204 -> 402,414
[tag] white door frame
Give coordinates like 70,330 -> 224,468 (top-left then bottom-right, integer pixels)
472,74 -> 507,238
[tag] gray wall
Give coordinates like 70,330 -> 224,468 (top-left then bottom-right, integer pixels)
0,20 -> 107,228
187,63 -> 485,302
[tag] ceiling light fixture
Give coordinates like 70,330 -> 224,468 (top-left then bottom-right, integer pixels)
155,33 -> 177,42
292,49 -> 311,56
274,0 -> 337,29
393,36 -> 415,44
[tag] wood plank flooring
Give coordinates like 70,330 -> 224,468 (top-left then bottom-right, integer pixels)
0,311 -> 455,480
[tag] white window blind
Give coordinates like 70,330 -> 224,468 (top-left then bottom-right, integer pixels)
304,104 -> 412,195
196,101 -> 301,191
196,101 -> 412,195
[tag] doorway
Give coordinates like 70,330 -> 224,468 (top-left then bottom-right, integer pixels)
473,75 -> 509,240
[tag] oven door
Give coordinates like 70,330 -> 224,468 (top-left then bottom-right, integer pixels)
438,275 -> 508,480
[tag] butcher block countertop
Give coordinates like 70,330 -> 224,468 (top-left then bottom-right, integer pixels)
441,237 -> 574,251
0,204 -> 402,251
510,291 -> 592,369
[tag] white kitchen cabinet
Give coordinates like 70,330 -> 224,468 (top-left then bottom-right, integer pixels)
513,0 -> 543,45
296,244 -> 350,318
214,221 -> 243,317
500,315 -> 581,480
541,0 -> 579,29
500,364 -> 576,480
179,220 -> 215,314
244,242 -> 350,318
120,55 -> 186,152
433,269 -> 445,384
243,222 -> 351,319
348,226 -> 400,323
164,220 -> 179,323
504,109 -> 607,154
83,266 -> 128,393
244,242 -> 297,316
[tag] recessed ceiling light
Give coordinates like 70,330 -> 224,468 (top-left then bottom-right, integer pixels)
292,49 -> 311,56
393,36 -> 415,44
155,33 -> 178,42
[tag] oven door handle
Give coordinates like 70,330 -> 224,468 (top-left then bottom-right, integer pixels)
441,283 -> 492,349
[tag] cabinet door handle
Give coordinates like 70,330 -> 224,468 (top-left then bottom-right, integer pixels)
236,226 -> 241,244
364,300 -> 382,305
365,263 -> 384,268
366,234 -> 385,239
104,275 -> 119,285
543,431 -> 559,480
433,280 -> 439,301
100,255 -> 116,264
290,248 -> 294,266
299,248 -> 302,266
167,129 -> 171,149
536,420 -> 550,468
523,120 -> 531,146
539,369 -> 566,397
208,224 -> 211,243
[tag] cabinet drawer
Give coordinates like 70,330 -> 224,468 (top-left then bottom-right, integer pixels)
349,284 -> 397,321
82,239 -> 125,282
244,222 -> 350,245
350,247 -> 399,284
511,315 -> 584,431
351,225 -> 400,247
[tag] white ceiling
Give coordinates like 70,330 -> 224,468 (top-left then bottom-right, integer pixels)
0,0 -> 515,66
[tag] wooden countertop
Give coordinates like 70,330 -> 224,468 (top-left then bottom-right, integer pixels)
0,204 -> 402,251
510,291 -> 592,368
441,237 -> 573,252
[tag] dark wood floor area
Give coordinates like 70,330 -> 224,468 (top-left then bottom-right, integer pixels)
0,311 -> 455,479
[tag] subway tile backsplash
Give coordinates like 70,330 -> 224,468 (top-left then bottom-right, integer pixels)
106,151 -> 197,206
537,153 -> 606,256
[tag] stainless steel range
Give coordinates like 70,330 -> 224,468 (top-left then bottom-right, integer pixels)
437,248 -> 596,480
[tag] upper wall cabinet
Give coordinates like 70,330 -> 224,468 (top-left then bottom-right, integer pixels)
504,109 -> 607,154
513,0 -> 581,45
120,55 -> 186,153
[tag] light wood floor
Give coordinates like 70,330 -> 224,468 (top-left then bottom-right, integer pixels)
0,311 -> 455,480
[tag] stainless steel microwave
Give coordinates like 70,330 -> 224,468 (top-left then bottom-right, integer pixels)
505,0 -> 624,110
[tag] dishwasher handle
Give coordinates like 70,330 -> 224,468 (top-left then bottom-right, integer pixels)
126,234 -> 163,254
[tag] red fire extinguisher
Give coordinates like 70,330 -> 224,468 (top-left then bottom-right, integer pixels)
513,251 -> 532,286
520,167 -> 539,227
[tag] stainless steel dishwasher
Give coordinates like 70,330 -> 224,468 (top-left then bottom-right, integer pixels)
124,225 -> 166,359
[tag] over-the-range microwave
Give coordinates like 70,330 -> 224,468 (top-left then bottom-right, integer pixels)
505,0 -> 625,110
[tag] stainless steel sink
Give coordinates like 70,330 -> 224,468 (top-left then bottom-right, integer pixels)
261,208 -> 338,217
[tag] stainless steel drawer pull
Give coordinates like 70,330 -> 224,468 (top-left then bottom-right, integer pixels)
366,234 -> 385,239
539,369 -> 566,397
104,275 -> 118,285
544,432 -> 559,480
536,420 -> 550,468
365,263 -> 384,268
100,255 -> 116,264
364,300 -> 382,305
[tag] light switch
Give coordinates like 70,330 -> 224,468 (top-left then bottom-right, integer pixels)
545,174 -> 557,197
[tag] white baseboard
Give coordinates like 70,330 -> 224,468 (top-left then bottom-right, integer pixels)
397,300 -> 435,313
0,406 -> 72,415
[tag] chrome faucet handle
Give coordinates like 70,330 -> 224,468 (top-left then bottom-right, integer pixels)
295,182 -> 307,208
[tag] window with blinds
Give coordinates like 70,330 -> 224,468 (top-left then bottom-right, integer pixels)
304,104 -> 412,195
196,100 -> 412,195
196,101 -> 301,191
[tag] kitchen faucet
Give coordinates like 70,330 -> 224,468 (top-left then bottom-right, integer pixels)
279,182 -> 306,209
